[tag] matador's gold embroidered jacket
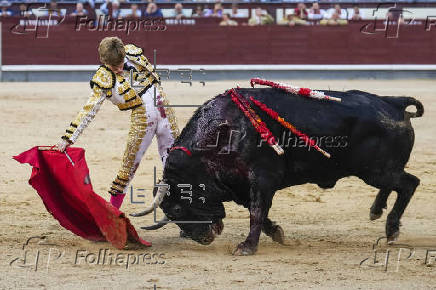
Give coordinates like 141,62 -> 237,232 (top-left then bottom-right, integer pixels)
61,44 -> 174,144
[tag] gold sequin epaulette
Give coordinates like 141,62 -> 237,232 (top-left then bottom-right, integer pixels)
90,65 -> 116,90
124,44 -> 160,82
124,44 -> 143,57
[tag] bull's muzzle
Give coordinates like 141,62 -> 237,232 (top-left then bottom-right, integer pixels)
193,219 -> 224,245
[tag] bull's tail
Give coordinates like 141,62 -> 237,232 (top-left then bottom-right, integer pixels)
384,96 -> 424,119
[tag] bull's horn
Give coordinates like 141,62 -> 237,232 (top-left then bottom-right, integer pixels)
141,216 -> 169,230
129,185 -> 167,217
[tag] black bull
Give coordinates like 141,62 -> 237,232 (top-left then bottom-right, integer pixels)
132,87 -> 424,256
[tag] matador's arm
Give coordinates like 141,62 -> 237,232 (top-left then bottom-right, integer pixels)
61,65 -> 115,144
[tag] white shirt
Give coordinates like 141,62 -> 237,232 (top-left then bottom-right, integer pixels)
326,8 -> 347,20
308,9 -> 326,20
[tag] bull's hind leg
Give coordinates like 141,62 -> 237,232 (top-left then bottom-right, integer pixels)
262,218 -> 285,244
370,189 -> 392,220
361,169 -> 419,242
386,172 -> 420,242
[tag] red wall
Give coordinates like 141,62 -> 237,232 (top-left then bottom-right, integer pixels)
2,17 -> 436,65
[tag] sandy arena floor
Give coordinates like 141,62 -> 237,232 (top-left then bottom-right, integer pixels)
0,80 -> 435,289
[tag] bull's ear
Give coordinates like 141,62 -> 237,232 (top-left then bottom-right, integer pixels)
166,148 -> 197,173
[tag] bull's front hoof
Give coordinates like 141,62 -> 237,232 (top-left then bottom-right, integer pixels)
387,231 -> 400,244
271,225 -> 285,245
369,211 -> 383,221
232,242 -> 257,256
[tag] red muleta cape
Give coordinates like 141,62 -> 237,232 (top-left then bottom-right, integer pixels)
13,146 -> 151,249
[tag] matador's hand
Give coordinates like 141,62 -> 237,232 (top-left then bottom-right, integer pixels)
54,139 -> 70,152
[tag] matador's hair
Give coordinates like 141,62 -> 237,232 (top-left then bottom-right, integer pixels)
98,37 -> 126,66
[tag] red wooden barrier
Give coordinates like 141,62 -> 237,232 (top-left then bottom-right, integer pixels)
2,17 -> 435,65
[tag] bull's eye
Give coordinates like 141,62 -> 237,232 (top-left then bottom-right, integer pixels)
172,204 -> 182,217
